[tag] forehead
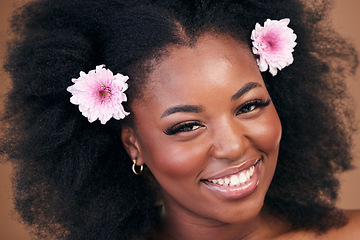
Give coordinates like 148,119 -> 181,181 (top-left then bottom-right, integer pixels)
132,34 -> 264,113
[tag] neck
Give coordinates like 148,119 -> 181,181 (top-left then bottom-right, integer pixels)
154,205 -> 289,240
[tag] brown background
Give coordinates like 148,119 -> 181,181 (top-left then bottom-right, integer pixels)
1,0 -> 360,239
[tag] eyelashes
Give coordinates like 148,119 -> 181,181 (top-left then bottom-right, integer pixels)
163,98 -> 272,136
164,121 -> 204,136
236,98 -> 271,115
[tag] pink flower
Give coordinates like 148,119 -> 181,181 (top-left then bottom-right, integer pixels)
67,65 -> 129,124
251,18 -> 297,76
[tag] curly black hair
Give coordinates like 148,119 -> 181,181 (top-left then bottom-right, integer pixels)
0,0 -> 357,239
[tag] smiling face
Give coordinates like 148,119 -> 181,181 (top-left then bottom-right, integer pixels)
122,35 -> 282,226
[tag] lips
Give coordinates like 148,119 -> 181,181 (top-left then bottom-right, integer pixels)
208,164 -> 255,187
201,158 -> 262,200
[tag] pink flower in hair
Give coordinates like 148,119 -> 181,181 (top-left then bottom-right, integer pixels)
251,18 -> 297,76
67,65 -> 129,124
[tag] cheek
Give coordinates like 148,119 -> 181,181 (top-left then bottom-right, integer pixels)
250,106 -> 282,152
140,137 -> 208,179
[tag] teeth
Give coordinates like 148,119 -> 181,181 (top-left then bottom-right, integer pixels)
229,175 -> 239,186
239,172 -> 247,184
209,164 -> 256,187
250,166 -> 254,175
245,170 -> 251,180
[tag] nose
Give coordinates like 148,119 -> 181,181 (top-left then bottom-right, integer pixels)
209,118 -> 249,161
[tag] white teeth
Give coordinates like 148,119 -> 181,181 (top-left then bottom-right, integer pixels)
239,172 -> 247,184
246,170 -> 251,180
230,175 -> 239,186
208,163 -> 257,187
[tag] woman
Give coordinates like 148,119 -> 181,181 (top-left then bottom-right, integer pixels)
1,0 -> 359,239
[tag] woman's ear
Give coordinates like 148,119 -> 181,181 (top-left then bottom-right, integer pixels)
120,127 -> 145,165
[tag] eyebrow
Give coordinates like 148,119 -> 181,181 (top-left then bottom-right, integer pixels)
231,82 -> 262,101
160,82 -> 262,118
161,105 -> 203,118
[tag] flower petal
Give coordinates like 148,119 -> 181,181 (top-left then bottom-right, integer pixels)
67,65 -> 130,124
251,18 -> 297,76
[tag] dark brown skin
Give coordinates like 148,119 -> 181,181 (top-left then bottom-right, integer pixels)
121,35 -> 360,240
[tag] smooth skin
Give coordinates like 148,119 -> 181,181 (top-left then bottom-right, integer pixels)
121,35 -> 360,240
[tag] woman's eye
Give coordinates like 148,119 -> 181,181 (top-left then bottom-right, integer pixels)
164,121 -> 204,135
236,98 -> 271,115
241,104 -> 256,113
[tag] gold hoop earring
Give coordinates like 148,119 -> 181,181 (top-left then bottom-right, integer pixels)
132,159 -> 143,175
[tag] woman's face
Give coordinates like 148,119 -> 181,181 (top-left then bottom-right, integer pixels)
123,35 -> 282,224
